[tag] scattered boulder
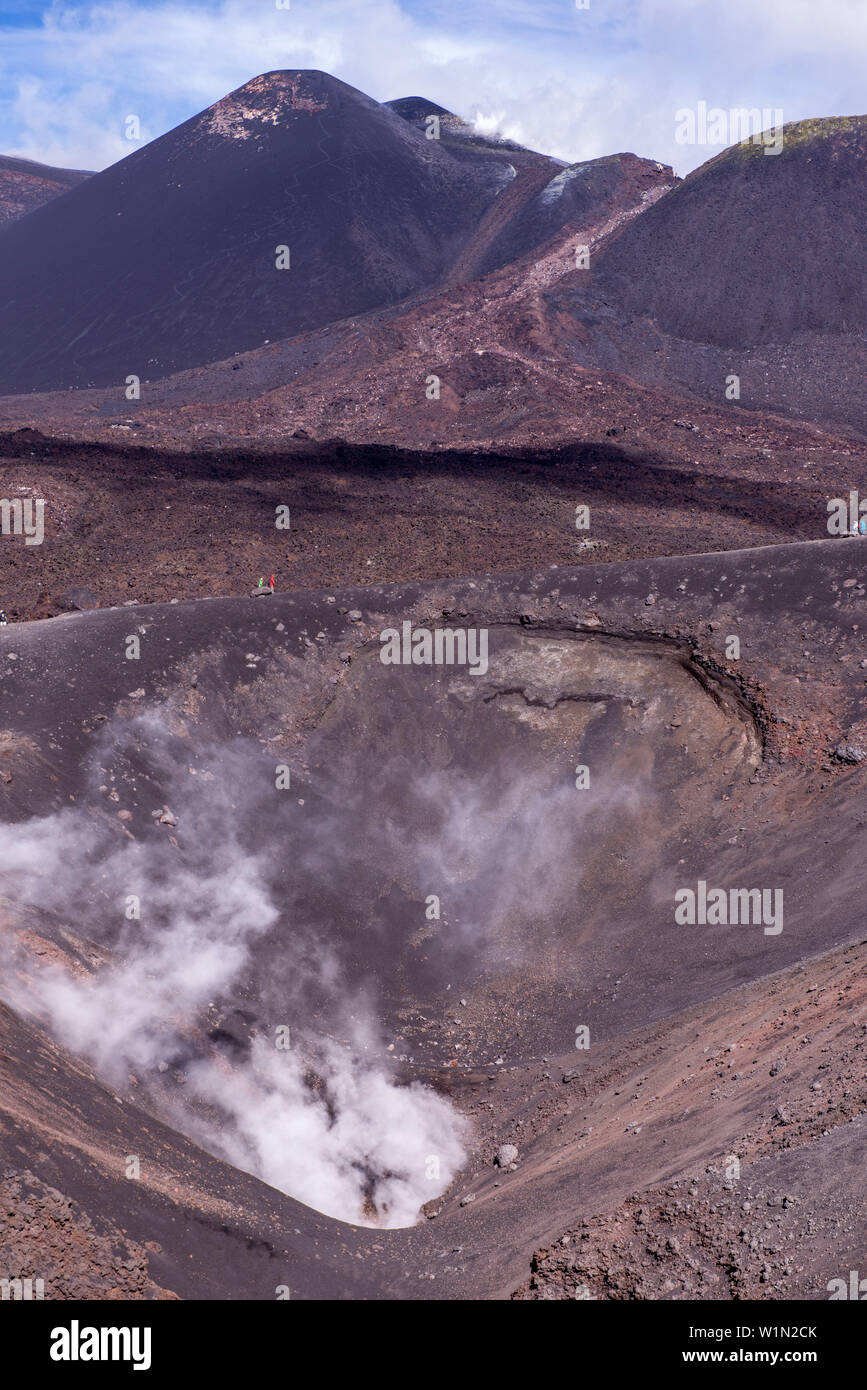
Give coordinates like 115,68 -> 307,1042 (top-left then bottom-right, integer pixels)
833,742 -> 866,764
59,587 -> 100,612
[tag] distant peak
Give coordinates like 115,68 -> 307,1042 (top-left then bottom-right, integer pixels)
686,112 -> 867,185
200,70 -> 361,140
387,97 -> 455,121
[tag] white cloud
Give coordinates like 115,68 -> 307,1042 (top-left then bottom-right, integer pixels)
0,0 -> 863,174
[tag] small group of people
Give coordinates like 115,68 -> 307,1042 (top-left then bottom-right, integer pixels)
853,517 -> 867,536
257,575 -> 276,591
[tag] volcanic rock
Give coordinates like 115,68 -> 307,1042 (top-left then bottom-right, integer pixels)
0,72 -> 520,392
0,154 -> 91,228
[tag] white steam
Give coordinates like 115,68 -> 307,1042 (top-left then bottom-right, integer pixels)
0,714 -> 467,1228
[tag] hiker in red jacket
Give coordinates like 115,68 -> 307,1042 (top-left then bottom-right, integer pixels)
269,574 -> 275,590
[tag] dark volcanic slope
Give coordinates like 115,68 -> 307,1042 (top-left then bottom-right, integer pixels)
594,116 -> 867,349
0,71 -> 523,393
548,116 -> 867,435
468,152 -> 675,280
0,154 -> 91,227
386,94 -> 658,290
0,148 -> 677,452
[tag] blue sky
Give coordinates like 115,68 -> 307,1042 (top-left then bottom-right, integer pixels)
0,0 -> 863,174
